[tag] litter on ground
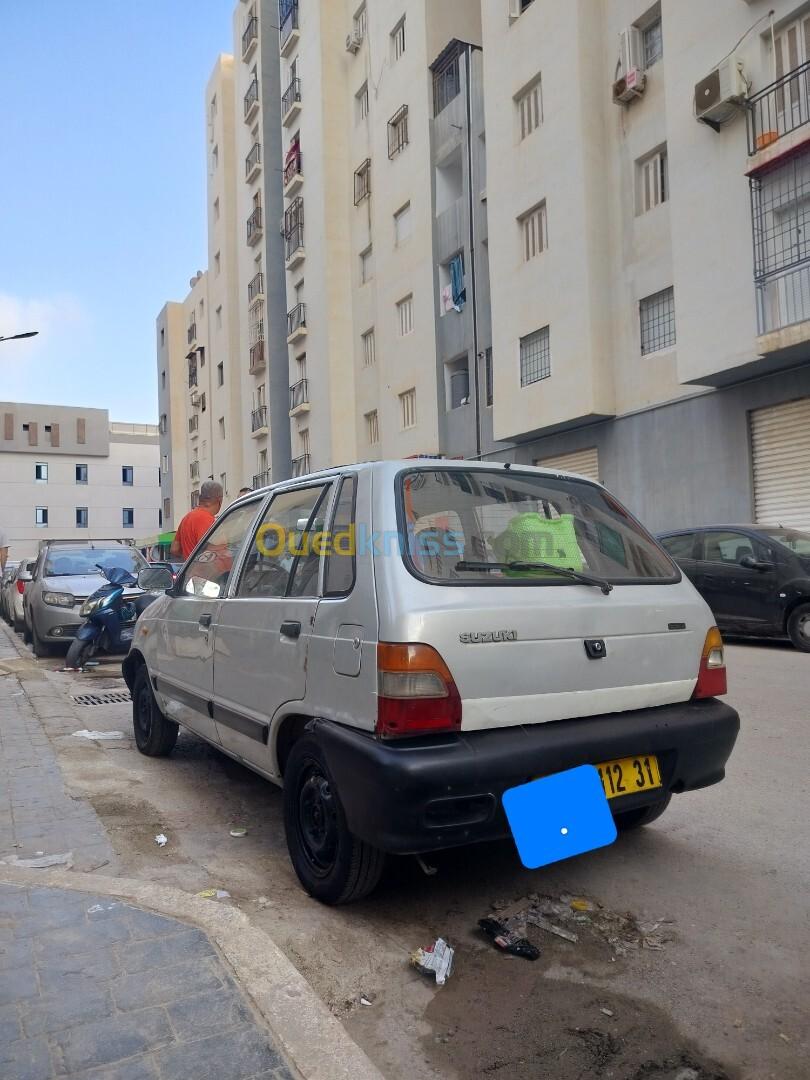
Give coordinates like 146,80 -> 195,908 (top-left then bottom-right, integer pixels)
154,833 -> 168,847
229,826 -> 248,838
197,888 -> 231,899
478,917 -> 540,960
71,730 -> 126,741
410,937 -> 455,985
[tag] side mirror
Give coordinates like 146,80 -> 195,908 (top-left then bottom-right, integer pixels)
137,566 -> 174,592
739,555 -> 773,572
18,571 -> 33,583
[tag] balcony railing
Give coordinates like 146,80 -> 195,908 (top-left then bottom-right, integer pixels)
251,405 -> 268,432
289,378 -> 309,411
279,0 -> 299,51
242,15 -> 258,59
747,60 -> 810,155
291,452 -> 311,477
247,205 -> 263,245
285,222 -> 304,262
282,76 -> 301,118
188,415 -> 199,435
287,302 -> 306,337
756,264 -> 810,335
187,322 -> 196,344
249,339 -> 266,372
252,468 -> 271,489
188,364 -> 198,389
244,77 -> 259,120
245,142 -> 262,179
284,149 -> 303,188
248,271 -> 264,304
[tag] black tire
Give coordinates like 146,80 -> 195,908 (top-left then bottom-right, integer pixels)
13,616 -> 23,635
613,794 -> 672,832
787,603 -> 810,652
132,666 -> 178,757
22,618 -> 32,645
65,637 -> 94,670
283,736 -> 385,904
31,618 -> 55,658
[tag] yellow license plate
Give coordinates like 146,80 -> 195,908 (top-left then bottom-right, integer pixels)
596,754 -> 662,800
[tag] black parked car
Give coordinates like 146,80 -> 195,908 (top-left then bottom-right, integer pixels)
659,525 -> 810,651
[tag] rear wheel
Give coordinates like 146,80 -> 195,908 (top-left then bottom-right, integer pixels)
65,637 -> 95,670
22,617 -> 32,645
613,794 -> 671,832
31,618 -> 55,658
787,603 -> 810,652
283,736 -> 385,904
132,666 -> 178,757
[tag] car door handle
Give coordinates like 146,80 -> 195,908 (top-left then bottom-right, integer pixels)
280,620 -> 301,639
198,614 -> 212,633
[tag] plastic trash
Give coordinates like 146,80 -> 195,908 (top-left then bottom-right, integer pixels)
360,997 -> 373,1006
600,1008 -> 614,1018
526,911 -> 578,943
197,889 -> 231,899
154,833 -> 168,847
478,917 -> 540,961
229,826 -> 248,838
410,938 -> 455,985
72,730 -> 125,741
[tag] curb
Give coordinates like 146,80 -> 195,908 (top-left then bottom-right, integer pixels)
0,866 -> 385,1080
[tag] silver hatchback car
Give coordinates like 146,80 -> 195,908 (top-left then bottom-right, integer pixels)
124,461 -> 739,903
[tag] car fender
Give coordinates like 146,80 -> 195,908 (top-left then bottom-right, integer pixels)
777,577 -> 810,624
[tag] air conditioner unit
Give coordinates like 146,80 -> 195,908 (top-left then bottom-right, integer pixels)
695,55 -> 748,127
345,31 -> 362,54
612,26 -> 647,105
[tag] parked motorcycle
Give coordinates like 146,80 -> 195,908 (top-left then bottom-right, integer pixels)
65,565 -> 160,669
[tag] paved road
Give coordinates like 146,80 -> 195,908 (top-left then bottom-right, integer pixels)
2,637 -> 808,1079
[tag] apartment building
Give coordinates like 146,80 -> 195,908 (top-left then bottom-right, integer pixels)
481,0 -> 810,532
0,402 -> 160,560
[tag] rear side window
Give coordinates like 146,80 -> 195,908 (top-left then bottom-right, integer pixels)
660,534 -> 696,560
237,484 -> 330,599
324,475 -> 357,597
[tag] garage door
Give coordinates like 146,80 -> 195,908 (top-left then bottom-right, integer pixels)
535,447 -> 600,483
750,397 -> 810,529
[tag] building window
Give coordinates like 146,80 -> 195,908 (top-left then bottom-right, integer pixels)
212,145 -> 219,170
447,356 -> 470,409
397,294 -> 414,336
76,507 -> 88,529
362,327 -> 376,366
161,453 -> 168,472
200,392 -> 207,412
163,497 -> 171,521
219,417 -> 226,438
643,17 -> 663,67
123,508 -> 135,529
520,201 -> 548,261
433,48 -> 461,117
159,414 -> 167,435
520,326 -> 551,386
220,473 -> 227,492
394,201 -> 412,245
365,409 -> 379,444
76,463 -> 88,484
510,0 -> 535,19
399,388 -> 416,429
360,245 -> 374,283
159,507 -> 163,528
35,507 -> 48,527
637,147 -> 668,214
161,370 -> 166,389
354,3 -> 367,39
516,76 -> 543,140
160,328 -> 165,348
217,361 -> 224,386
484,347 -> 493,406
640,287 -> 676,355
214,251 -> 221,275
391,17 -> 406,62
356,81 -> 369,122
354,158 -> 371,204
35,462 -> 48,482
122,465 -> 134,486
388,105 -> 409,157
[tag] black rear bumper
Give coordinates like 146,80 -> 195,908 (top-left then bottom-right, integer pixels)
311,699 -> 740,854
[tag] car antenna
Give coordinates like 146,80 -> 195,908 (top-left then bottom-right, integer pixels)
503,462 -> 511,470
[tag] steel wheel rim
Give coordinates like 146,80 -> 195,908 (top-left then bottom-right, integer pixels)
297,765 -> 338,876
797,613 -> 810,643
135,685 -> 152,742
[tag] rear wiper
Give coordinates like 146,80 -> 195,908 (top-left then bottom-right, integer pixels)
455,560 -> 613,596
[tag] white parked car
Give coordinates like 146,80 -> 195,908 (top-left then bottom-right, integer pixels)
2,559 -> 35,633
124,461 -> 739,903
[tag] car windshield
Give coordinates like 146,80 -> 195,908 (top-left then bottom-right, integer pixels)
399,468 -> 677,585
43,548 -> 146,577
758,527 -> 810,557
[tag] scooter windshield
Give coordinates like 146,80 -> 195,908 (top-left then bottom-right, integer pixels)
101,566 -> 137,586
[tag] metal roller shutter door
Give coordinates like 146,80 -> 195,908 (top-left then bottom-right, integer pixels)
750,397 -> 810,529
535,447 -> 600,482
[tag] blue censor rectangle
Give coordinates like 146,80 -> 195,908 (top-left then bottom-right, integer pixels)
502,765 -> 618,870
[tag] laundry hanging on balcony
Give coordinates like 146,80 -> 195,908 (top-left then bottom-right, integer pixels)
449,253 -> 466,311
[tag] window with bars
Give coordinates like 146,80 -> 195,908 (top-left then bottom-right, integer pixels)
516,76 -> 542,140
391,17 -> 406,61
356,81 -> 369,122
520,201 -> 548,261
394,202 -> 412,245
643,17 -> 663,67
388,105 -> 409,157
354,3 -> 367,39
397,295 -> 414,336
399,388 -> 416,429
520,326 -> 551,386
360,245 -> 374,283
433,48 -> 461,117
365,410 -> 379,444
362,327 -> 376,366
637,147 -> 668,214
640,287 -> 676,355
354,159 -> 371,204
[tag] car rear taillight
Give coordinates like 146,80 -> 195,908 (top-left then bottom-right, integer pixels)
16,581 -> 25,594
693,627 -> 727,699
376,642 -> 462,738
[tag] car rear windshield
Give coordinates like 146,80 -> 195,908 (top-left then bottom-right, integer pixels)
44,548 -> 146,577
398,468 -> 678,586
758,527 -> 810,556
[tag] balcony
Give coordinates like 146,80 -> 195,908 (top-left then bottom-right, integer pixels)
242,15 -> 258,60
245,142 -> 262,182
252,468 -> 271,489
281,76 -> 302,125
249,339 -> 266,374
285,221 -> 305,270
286,302 -> 307,343
244,77 -> 260,122
283,148 -> 303,196
291,452 -> 311,477
188,414 -> 199,436
248,271 -> 264,304
251,405 -> 268,436
747,61 -> 810,160
756,264 -> 810,340
187,321 -> 197,345
289,377 -> 310,416
188,361 -> 198,390
279,0 -> 299,56
247,205 -> 263,246
190,461 -> 200,481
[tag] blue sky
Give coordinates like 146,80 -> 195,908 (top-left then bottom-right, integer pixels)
0,1 -> 233,422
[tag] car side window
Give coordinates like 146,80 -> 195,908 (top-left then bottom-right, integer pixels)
323,475 -> 357,597
661,534 -> 696,560
237,484 -> 330,599
179,502 -> 261,599
701,531 -> 752,565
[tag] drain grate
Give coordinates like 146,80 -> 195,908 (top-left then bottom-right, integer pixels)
71,691 -> 132,706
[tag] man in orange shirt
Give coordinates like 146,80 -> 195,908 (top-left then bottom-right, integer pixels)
170,481 -> 223,561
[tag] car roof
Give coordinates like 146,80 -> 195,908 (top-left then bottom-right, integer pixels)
659,525 -> 764,536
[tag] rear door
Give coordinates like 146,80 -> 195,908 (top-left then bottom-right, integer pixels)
694,530 -> 772,630
211,482 -> 332,768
